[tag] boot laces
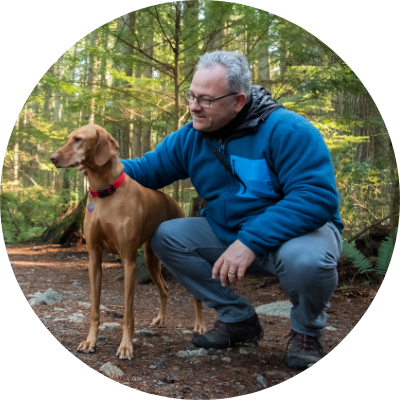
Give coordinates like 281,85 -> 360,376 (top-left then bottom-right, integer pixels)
286,329 -> 325,356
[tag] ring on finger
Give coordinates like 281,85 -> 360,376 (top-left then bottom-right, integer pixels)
228,270 -> 236,275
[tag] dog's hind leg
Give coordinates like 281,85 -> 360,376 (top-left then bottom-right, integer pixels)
145,240 -> 168,327
193,298 -> 206,333
77,245 -> 102,354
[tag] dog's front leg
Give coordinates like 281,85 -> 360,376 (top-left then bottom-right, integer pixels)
116,257 -> 137,360
77,246 -> 102,354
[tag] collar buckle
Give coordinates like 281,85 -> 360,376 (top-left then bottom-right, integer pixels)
97,185 -> 116,198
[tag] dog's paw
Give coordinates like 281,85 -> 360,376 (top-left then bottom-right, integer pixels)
194,323 -> 207,334
77,340 -> 96,353
116,344 -> 133,360
150,315 -> 165,327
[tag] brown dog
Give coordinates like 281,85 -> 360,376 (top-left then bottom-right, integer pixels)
50,124 -> 206,360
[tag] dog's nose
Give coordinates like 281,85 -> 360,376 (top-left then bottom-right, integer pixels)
50,153 -> 59,165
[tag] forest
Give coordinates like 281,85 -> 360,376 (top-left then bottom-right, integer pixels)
1,1 -> 398,263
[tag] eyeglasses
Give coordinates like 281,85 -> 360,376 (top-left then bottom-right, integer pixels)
183,90 -> 238,108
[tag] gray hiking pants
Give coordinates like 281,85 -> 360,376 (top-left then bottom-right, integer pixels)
151,217 -> 342,337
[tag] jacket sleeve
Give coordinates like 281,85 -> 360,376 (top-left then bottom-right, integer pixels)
120,125 -> 191,189
237,119 -> 340,257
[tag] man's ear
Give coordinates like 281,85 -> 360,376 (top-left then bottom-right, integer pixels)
94,128 -> 119,166
234,93 -> 247,113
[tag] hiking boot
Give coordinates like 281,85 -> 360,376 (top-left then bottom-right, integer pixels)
286,329 -> 325,369
192,314 -> 264,349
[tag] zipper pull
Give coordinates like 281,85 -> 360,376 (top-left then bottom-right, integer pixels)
232,159 -> 236,175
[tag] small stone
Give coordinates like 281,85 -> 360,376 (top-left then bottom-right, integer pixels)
135,329 -> 156,337
99,322 -> 121,330
28,288 -> 63,306
211,355 -> 219,360
100,362 -> 124,379
132,338 -> 139,343
227,348 -> 233,352
256,374 -> 267,388
325,326 -> 337,331
162,336 -> 173,343
176,325 -> 182,329
177,349 -> 208,358
44,315 -> 51,319
266,370 -> 291,379
216,350 -> 223,354
182,330 -> 192,334
149,365 -> 157,369
99,304 -> 110,311
239,347 -> 251,355
143,341 -> 154,347
69,314 -> 85,323
255,301 -> 291,318
54,307 -> 67,312
72,280 -> 82,285
221,357 -> 231,362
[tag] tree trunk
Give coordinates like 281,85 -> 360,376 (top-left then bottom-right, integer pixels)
88,31 -> 99,124
54,57 -> 63,123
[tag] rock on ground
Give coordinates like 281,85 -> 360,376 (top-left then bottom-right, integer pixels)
99,322 -> 121,330
135,329 -> 157,337
177,349 -> 208,358
256,374 -> 267,388
100,362 -> 124,379
255,301 -> 291,318
28,288 -> 63,305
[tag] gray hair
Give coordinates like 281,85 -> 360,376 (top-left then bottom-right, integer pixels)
196,51 -> 252,101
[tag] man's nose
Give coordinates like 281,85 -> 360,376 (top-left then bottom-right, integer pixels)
189,98 -> 202,112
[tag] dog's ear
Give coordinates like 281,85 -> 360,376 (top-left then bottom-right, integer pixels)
94,128 -> 119,166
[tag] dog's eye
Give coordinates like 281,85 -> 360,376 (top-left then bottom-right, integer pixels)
75,138 -> 82,142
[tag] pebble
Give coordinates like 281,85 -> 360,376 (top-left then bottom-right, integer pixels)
256,374 -> 267,388
143,341 -> 154,347
255,301 -> 291,318
221,357 -> 231,362
54,308 -> 67,312
100,362 -> 124,379
325,326 -> 337,331
135,329 -> 157,337
149,365 -> 157,369
177,349 -> 208,358
239,347 -> 253,355
182,330 -> 192,334
99,322 -> 121,330
72,280 -> 82,285
28,288 -> 63,306
211,355 -> 219,360
162,336 -> 174,343
266,370 -> 291,379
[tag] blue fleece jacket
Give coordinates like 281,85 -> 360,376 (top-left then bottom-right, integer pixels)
121,107 -> 343,257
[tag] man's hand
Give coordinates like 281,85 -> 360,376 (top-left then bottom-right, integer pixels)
77,164 -> 88,176
212,240 -> 256,286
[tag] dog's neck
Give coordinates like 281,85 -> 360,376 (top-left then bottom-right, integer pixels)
86,155 -> 125,191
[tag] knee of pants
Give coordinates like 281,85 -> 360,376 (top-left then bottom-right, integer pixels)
276,246 -> 338,290
151,220 -> 176,256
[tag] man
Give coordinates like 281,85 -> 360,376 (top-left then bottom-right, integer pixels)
79,51 -> 343,369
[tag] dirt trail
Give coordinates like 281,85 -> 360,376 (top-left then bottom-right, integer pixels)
8,244 -> 375,398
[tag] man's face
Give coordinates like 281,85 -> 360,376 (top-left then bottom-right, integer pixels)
189,65 -> 245,132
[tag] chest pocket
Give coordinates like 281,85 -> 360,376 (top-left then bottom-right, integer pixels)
231,155 -> 281,200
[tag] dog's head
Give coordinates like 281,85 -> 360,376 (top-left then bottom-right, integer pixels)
50,124 -> 119,169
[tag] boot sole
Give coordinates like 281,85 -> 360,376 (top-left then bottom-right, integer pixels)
192,330 -> 264,350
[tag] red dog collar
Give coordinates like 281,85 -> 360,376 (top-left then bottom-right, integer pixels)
89,172 -> 126,198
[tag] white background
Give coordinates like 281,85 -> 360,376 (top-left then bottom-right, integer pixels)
0,0 -> 398,398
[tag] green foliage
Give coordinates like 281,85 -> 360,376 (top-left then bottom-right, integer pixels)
1,1 -> 397,245
342,241 -> 375,274
342,235 -> 395,276
376,233 -> 395,275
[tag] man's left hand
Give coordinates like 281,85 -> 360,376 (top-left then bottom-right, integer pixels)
212,240 -> 256,286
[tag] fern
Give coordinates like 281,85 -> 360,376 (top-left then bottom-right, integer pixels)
375,234 -> 394,275
341,241 -> 375,274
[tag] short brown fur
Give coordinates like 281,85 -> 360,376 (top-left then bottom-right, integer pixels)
50,124 -> 206,360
